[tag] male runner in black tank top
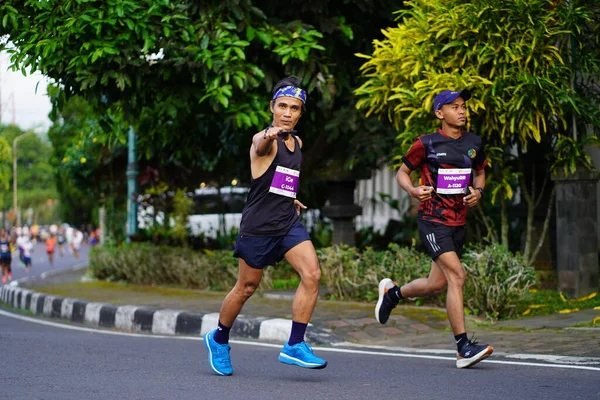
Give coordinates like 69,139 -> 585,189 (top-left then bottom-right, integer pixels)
203,76 -> 327,376
375,89 -> 494,369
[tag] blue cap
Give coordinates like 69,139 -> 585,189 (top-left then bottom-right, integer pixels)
433,89 -> 471,112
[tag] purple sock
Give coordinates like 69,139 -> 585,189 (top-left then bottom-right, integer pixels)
213,321 -> 231,344
288,321 -> 308,346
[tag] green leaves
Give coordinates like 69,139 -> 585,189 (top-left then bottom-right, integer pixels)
0,137 -> 11,193
353,0 -> 600,257
355,0 -> 600,176
551,134 -> 600,176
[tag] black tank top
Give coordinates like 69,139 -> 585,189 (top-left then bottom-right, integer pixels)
239,135 -> 302,236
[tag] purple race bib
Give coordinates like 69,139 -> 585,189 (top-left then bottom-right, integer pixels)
269,166 -> 300,198
436,168 -> 471,194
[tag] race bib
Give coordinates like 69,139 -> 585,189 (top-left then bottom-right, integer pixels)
437,168 -> 471,194
269,166 -> 299,198
0,244 -> 8,253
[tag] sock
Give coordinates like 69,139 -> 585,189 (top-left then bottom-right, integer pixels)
288,321 -> 308,346
387,286 -> 404,303
455,332 -> 468,351
213,321 -> 231,345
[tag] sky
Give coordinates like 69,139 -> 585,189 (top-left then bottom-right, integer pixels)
0,50 -> 53,131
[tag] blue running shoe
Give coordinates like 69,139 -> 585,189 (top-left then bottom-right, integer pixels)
456,337 -> 493,369
278,341 -> 327,369
203,329 -> 233,376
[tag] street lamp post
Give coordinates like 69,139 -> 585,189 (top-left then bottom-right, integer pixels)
126,126 -> 139,241
12,130 -> 36,228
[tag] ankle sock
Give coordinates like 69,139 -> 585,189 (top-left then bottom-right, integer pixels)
213,321 -> 231,344
387,286 -> 404,303
455,332 -> 468,351
288,321 -> 308,346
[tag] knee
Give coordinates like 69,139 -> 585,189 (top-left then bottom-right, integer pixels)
447,270 -> 465,289
235,281 -> 259,300
301,266 -> 321,289
430,280 -> 447,295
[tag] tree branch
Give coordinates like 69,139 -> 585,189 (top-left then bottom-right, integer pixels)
529,186 -> 556,264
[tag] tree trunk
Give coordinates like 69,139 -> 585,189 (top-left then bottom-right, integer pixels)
500,196 -> 509,248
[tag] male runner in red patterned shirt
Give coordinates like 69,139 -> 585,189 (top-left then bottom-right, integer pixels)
375,89 -> 494,369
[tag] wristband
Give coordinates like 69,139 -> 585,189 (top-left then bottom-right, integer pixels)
476,187 -> 484,196
263,125 -> 272,140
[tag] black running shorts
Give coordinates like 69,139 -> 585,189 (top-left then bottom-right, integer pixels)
418,219 -> 466,260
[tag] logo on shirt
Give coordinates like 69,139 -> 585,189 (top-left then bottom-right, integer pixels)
468,149 -> 477,159
436,152 -> 447,157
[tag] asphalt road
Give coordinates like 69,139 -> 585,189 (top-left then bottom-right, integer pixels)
0,309 -> 598,400
1,244 -> 598,399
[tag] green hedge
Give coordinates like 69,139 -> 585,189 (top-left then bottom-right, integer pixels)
89,242 -> 537,320
89,244 -> 240,291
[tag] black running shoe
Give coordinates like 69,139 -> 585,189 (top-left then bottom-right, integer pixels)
375,278 -> 399,324
456,336 -> 493,369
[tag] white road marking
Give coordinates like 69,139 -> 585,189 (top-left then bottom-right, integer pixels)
1,308 -> 599,372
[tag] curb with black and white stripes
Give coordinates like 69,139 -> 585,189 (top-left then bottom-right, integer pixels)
0,283 -> 342,345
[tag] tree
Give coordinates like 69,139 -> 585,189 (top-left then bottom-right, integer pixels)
46,89 -> 127,229
1,1 -> 327,172
354,0 -> 600,264
1,1 -> 401,196
0,125 -> 58,225
0,136 -> 11,211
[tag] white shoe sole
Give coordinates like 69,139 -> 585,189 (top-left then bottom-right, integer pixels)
456,346 -> 494,369
375,278 -> 393,324
278,352 -> 328,369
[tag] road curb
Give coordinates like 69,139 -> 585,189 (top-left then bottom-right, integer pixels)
0,282 -> 343,346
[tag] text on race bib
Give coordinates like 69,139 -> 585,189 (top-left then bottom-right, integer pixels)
269,166 -> 300,198
436,168 -> 472,194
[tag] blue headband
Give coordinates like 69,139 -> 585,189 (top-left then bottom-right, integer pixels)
272,85 -> 307,104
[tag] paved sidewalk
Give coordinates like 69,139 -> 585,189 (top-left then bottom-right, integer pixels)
3,268 -> 600,360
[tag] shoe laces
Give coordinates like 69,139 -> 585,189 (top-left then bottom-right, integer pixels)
463,334 -> 483,351
467,334 -> 479,346
297,341 -> 313,353
213,342 -> 231,357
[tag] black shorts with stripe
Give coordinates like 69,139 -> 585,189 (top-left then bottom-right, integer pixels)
418,219 -> 466,260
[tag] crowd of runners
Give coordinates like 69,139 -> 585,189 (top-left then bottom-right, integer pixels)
0,223 -> 94,283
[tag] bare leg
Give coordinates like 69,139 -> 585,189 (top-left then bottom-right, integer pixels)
430,251 -> 466,335
284,240 -> 321,324
218,259 -> 263,327
400,260 -> 447,298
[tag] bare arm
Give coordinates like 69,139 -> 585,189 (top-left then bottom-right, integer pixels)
472,168 -> 485,191
252,126 -> 286,157
396,164 -> 433,202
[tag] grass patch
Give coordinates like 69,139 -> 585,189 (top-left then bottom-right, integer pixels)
512,289 -> 600,319
33,280 -> 225,298
0,304 -> 34,316
29,280 -> 228,307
